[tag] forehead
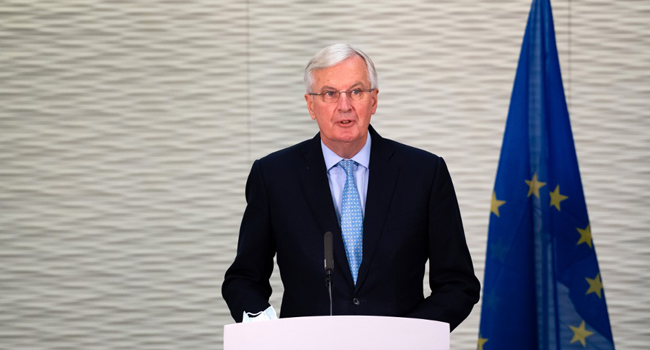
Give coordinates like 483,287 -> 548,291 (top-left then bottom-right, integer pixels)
312,55 -> 369,89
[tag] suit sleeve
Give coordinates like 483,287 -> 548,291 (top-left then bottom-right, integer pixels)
405,157 -> 480,331
222,160 -> 276,322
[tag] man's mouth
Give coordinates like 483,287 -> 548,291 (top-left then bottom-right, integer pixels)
340,120 -> 353,125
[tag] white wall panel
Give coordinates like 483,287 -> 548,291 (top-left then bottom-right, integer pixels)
1,0 -> 648,349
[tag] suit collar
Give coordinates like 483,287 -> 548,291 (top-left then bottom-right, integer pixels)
355,125 -> 400,291
320,131 -> 372,170
298,133 -> 355,286
298,132 -> 339,235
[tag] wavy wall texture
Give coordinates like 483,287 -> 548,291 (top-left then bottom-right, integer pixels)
1,0 -> 648,349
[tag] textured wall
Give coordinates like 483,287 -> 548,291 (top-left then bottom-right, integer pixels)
1,0 -> 648,349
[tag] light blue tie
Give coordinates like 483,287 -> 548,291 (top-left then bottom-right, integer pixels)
339,159 -> 363,285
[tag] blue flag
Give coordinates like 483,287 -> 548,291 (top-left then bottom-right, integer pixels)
477,0 -> 615,349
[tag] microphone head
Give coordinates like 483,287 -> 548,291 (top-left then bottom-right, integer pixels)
324,231 -> 334,271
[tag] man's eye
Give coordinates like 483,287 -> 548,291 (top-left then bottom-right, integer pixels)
350,89 -> 361,95
323,91 -> 336,97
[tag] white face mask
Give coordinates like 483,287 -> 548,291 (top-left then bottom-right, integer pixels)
242,305 -> 277,323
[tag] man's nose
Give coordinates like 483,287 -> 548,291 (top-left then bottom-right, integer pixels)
337,92 -> 352,111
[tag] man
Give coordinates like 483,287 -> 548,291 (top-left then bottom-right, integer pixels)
222,43 -> 480,331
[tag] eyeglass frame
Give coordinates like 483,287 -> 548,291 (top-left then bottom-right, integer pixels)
308,88 -> 376,103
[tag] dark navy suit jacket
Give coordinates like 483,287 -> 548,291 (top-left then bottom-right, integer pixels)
222,126 -> 480,330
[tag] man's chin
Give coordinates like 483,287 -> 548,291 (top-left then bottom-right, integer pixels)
332,133 -> 362,144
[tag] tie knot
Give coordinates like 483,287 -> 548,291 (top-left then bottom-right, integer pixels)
339,159 -> 357,175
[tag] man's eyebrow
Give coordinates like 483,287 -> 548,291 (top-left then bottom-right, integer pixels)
319,82 -> 364,91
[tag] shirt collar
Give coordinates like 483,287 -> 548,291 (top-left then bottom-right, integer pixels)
321,131 -> 372,171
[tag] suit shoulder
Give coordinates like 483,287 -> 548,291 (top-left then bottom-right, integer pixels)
383,137 -> 443,166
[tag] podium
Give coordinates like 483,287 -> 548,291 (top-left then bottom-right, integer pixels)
224,315 -> 449,350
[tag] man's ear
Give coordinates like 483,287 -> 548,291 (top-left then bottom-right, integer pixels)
305,94 -> 316,120
370,89 -> 379,115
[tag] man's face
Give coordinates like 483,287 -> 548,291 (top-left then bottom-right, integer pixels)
305,55 -> 378,153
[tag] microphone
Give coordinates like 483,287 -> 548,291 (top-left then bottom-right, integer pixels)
324,231 -> 334,316
324,231 -> 334,279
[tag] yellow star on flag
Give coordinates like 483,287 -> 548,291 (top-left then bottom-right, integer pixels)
549,185 -> 568,210
569,320 -> 594,347
576,224 -> 593,248
478,336 -> 488,350
525,173 -> 546,198
491,192 -> 506,217
586,273 -> 603,298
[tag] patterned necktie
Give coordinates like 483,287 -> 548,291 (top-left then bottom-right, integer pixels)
339,159 -> 363,285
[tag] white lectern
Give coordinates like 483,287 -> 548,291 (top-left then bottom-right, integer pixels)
224,316 -> 449,350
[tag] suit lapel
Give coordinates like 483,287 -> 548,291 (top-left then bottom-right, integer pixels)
298,133 -> 355,286
355,126 -> 400,291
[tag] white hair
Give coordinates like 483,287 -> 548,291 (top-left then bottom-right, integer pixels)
304,43 -> 378,93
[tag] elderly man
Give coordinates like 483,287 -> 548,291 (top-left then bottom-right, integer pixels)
222,43 -> 480,331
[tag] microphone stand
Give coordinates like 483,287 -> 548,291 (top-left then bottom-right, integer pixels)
326,269 -> 333,316
324,231 -> 334,316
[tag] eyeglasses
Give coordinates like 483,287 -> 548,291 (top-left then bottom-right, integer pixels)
308,88 -> 375,103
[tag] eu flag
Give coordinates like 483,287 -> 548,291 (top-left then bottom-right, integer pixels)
478,0 -> 615,349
